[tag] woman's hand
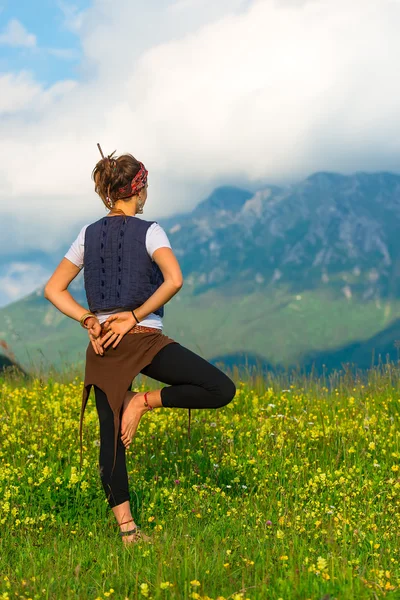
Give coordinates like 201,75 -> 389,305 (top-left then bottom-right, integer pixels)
99,312 -> 136,349
84,316 -> 104,356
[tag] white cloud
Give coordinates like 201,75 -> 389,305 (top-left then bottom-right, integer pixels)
0,19 -> 36,48
1,0 -> 400,255
0,72 -> 41,114
58,1 -> 86,34
0,72 -> 76,116
0,262 -> 51,307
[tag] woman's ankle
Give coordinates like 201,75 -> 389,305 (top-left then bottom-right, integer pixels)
112,501 -> 136,530
119,519 -> 137,532
143,389 -> 163,409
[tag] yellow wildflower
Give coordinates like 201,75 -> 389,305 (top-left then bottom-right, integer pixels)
160,581 -> 173,589
317,556 -> 328,571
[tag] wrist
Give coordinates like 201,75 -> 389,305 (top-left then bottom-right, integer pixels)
84,316 -> 98,328
80,311 -> 97,328
131,309 -> 140,324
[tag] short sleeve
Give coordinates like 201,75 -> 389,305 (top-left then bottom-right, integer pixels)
64,225 -> 88,269
145,222 -> 172,260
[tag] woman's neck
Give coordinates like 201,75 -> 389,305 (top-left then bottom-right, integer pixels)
109,199 -> 137,217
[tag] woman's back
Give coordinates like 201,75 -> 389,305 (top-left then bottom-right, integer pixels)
84,215 -> 165,316
64,215 -> 172,330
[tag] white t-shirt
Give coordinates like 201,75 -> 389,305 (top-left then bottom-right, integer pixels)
65,219 -> 171,329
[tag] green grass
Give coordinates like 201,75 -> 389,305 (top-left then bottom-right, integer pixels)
1,366 -> 400,599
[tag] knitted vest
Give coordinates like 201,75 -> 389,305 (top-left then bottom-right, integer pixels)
83,215 -> 164,317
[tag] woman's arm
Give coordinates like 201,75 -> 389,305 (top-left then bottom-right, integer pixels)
100,247 -> 183,348
44,258 -> 104,355
134,246 -> 184,321
44,258 -> 89,320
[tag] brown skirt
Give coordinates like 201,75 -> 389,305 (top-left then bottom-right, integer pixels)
79,328 -> 177,474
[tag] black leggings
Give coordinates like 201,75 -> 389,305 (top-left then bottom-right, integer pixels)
94,341 -> 236,508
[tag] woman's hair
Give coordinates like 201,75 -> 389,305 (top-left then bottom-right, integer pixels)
92,153 -> 142,210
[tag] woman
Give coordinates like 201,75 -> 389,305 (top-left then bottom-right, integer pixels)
44,145 -> 236,544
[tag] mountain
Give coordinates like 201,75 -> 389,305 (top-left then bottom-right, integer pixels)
301,317 -> 400,372
2,172 -> 400,374
159,172 -> 400,298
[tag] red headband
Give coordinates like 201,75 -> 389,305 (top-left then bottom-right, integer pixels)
117,162 -> 148,199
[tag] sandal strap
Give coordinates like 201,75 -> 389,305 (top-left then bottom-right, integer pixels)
120,527 -> 140,537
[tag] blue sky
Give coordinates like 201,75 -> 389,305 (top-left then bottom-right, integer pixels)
0,0 -> 90,85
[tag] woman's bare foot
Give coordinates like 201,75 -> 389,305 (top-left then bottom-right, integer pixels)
120,391 -> 148,449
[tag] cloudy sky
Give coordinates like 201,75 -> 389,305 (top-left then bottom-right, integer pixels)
1,0 -> 400,306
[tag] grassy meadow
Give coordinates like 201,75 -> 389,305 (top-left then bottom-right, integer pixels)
0,365 -> 400,599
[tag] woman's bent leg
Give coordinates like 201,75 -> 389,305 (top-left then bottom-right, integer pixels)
94,385 -> 130,508
140,342 -> 236,409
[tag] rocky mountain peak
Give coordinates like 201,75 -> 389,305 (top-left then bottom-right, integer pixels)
160,171 -> 400,298
192,186 -> 253,216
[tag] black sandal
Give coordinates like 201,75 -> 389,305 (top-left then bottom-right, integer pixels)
118,519 -> 152,542
120,526 -> 140,537
120,527 -> 153,542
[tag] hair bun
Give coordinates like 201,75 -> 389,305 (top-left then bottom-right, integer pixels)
92,150 -> 143,211
102,156 -> 118,178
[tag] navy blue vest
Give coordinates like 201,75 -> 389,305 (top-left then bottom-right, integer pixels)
83,215 -> 165,317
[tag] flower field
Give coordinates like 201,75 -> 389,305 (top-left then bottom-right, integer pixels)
0,367 -> 399,599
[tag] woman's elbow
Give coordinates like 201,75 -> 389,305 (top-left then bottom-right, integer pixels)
173,277 -> 184,291
44,282 -> 55,300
